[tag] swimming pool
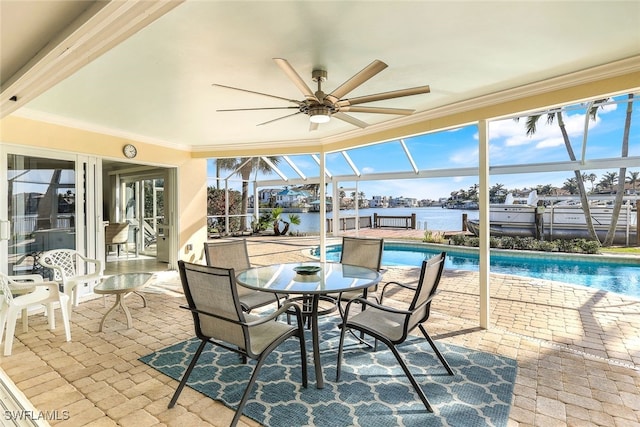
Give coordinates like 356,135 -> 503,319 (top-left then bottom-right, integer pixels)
322,242 -> 640,299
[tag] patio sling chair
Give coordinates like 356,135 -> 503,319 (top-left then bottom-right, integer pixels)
105,222 -> 130,259
0,273 -> 71,356
39,249 -> 103,313
335,251 -> 454,412
203,239 -> 285,312
168,261 -> 308,427
335,236 -> 384,305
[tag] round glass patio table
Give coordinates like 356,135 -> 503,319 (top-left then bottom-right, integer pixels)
236,261 -> 381,388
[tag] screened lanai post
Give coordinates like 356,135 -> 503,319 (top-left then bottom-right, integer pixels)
253,182 -> 259,231
224,178 -> 230,235
355,182 -> 359,234
336,180 -> 341,236
478,119 -> 490,329
319,152 -> 327,261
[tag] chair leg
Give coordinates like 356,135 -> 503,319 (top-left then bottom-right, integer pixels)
4,308 -> 19,356
419,325 -> 454,375
21,308 -> 28,333
387,343 -> 434,412
0,303 -> 8,346
59,296 -> 71,342
73,286 -> 80,307
231,355 -> 268,427
46,303 -> 55,330
296,329 -> 308,388
335,322 -> 348,381
231,336 -> 299,427
168,340 -> 208,408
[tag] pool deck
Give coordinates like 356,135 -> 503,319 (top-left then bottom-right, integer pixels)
0,232 -> 639,426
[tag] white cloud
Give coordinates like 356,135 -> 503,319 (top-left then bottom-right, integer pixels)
449,147 -> 479,165
489,110 -> 602,151
536,137 -> 565,148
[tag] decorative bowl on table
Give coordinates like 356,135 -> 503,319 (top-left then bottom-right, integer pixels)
293,265 -> 321,275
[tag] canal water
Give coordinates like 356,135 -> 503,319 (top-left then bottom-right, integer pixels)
288,207 -> 478,233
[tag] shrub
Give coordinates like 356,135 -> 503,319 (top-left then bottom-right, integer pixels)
450,234 -> 467,246
423,230 -> 446,243
448,235 -> 601,254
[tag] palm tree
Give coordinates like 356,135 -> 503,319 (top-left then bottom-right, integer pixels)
603,94 -> 634,246
537,184 -> 555,196
627,171 -> 640,194
358,191 -> 366,208
582,173 -> 598,193
562,177 -> 579,195
489,183 -> 506,203
217,157 -> 282,232
467,184 -> 479,201
520,100 -> 610,242
270,207 -> 301,236
598,171 -> 618,193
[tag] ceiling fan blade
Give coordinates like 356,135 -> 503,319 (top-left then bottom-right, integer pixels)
256,111 -> 302,126
217,106 -> 299,112
336,85 -> 430,107
273,58 -> 319,102
212,83 -> 301,104
309,122 -> 319,131
339,106 -> 414,115
325,60 -> 388,103
333,112 -> 369,128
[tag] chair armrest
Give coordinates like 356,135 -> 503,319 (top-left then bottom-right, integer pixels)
180,302 -> 301,328
8,277 -> 60,294
7,274 -> 44,283
342,296 -> 412,321
379,280 -> 416,303
77,254 -> 104,274
244,302 -> 301,327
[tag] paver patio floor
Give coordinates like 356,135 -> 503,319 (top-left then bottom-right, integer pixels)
1,235 -> 639,426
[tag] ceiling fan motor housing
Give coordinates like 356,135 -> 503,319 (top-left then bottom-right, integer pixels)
312,69 -> 327,82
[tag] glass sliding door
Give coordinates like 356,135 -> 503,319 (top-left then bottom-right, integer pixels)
6,155 -> 77,276
120,175 -> 165,260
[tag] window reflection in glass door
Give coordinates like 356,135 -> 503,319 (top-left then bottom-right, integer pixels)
7,155 -> 76,276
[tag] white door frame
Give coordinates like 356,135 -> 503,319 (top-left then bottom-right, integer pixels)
0,144 -> 99,282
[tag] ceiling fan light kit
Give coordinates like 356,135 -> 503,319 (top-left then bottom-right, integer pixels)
213,58 -> 430,130
308,106 -> 332,123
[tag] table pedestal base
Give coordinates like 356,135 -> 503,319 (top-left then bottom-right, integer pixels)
99,292 -> 146,332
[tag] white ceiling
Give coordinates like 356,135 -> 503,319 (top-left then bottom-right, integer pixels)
2,1 -> 640,153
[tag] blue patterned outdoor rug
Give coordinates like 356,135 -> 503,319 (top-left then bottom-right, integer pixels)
140,317 -> 517,426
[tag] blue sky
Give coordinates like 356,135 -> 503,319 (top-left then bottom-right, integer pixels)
209,94 -> 640,200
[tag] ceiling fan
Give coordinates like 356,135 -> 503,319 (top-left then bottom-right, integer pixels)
213,58 -> 430,130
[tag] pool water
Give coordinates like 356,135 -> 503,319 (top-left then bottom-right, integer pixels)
324,243 -> 640,299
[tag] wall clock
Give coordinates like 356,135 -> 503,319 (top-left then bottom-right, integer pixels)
123,144 -> 137,159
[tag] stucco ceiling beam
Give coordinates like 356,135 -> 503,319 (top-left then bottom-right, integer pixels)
0,0 -> 183,118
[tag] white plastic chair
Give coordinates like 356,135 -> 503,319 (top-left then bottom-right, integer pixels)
0,273 -> 71,356
39,249 -> 103,312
